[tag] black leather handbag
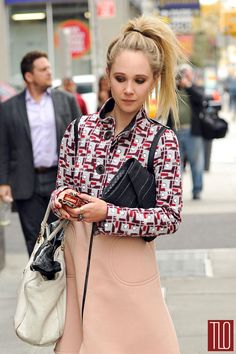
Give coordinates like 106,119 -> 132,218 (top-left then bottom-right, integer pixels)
102,157 -> 156,208
102,125 -> 166,241
200,101 -> 228,140
200,112 -> 228,140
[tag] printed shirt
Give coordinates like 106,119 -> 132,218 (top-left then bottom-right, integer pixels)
52,98 -> 182,239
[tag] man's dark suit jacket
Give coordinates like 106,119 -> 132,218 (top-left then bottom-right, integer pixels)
0,89 -> 81,200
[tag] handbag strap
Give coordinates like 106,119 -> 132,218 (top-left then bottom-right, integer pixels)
40,201 -> 51,229
38,201 -> 68,242
81,225 -> 94,320
73,115 -> 92,320
74,116 -> 80,154
147,125 -> 167,174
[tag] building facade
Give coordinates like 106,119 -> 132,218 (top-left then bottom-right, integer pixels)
0,0 -> 140,88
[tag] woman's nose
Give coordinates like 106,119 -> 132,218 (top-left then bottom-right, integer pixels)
124,82 -> 134,94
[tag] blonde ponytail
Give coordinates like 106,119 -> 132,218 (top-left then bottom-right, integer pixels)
106,16 -> 185,125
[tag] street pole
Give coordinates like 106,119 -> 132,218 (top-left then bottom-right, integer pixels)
58,28 -> 72,79
46,3 -> 55,77
88,0 -> 98,96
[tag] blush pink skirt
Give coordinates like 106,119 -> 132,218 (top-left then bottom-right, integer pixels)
55,222 -> 180,354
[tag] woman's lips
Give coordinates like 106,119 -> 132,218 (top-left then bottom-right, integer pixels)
122,99 -> 135,103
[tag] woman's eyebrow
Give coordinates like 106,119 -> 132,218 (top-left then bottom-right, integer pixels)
113,72 -> 149,77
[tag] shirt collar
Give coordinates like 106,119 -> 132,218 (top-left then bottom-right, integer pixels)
98,97 -> 115,121
25,87 -> 52,102
98,97 -> 148,134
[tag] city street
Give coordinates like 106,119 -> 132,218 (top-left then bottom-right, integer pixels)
1,0 -> 236,353
0,114 -> 236,354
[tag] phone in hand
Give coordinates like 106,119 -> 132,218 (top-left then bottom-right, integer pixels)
61,193 -> 87,208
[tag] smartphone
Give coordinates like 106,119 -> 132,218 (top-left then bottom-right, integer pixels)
61,193 -> 87,208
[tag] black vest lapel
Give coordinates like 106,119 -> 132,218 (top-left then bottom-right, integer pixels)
51,90 -> 61,150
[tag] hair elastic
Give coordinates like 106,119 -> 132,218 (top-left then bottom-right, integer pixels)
132,28 -> 150,39
132,28 -> 143,35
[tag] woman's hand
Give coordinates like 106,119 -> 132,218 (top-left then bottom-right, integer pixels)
54,191 -> 108,223
53,188 -> 80,220
65,193 -> 108,223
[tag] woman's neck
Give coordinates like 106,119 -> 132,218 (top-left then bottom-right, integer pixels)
108,107 -> 137,137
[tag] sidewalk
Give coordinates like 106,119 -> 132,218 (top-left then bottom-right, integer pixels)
160,115 -> 236,354
0,117 -> 236,354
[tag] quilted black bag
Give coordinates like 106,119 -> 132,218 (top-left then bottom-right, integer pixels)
102,125 -> 166,241
102,157 -> 156,208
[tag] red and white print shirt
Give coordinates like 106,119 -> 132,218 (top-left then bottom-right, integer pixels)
52,98 -> 182,239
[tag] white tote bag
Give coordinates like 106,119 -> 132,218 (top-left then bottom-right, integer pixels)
14,203 -> 68,346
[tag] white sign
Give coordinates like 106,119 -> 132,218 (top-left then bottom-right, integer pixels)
161,9 -> 195,33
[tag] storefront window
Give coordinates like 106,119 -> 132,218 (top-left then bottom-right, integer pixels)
52,1 -> 91,80
9,3 -> 47,86
8,0 -> 91,87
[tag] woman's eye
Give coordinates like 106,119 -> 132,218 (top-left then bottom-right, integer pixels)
115,76 -> 125,82
136,79 -> 145,84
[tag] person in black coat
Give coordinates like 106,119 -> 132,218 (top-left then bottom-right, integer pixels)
175,64 -> 205,200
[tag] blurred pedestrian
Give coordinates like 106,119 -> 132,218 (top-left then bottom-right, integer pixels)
97,74 -> 111,110
176,64 -> 205,200
0,50 -> 81,255
225,71 -> 236,120
51,15 -> 183,354
62,77 -> 88,115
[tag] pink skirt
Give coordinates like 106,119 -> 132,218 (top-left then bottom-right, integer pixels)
55,222 -> 180,354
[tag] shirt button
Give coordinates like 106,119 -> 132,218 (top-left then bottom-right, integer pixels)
104,131 -> 112,140
96,164 -> 105,174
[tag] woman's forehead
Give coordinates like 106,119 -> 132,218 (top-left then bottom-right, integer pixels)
111,50 -> 152,75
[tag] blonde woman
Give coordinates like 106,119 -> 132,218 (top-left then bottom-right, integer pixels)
51,15 -> 183,354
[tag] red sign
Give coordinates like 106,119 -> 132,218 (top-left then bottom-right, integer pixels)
208,320 -> 234,352
177,35 -> 194,58
56,20 -> 90,59
96,0 -> 116,18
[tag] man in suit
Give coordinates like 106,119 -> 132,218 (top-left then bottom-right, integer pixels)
0,50 -> 81,255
